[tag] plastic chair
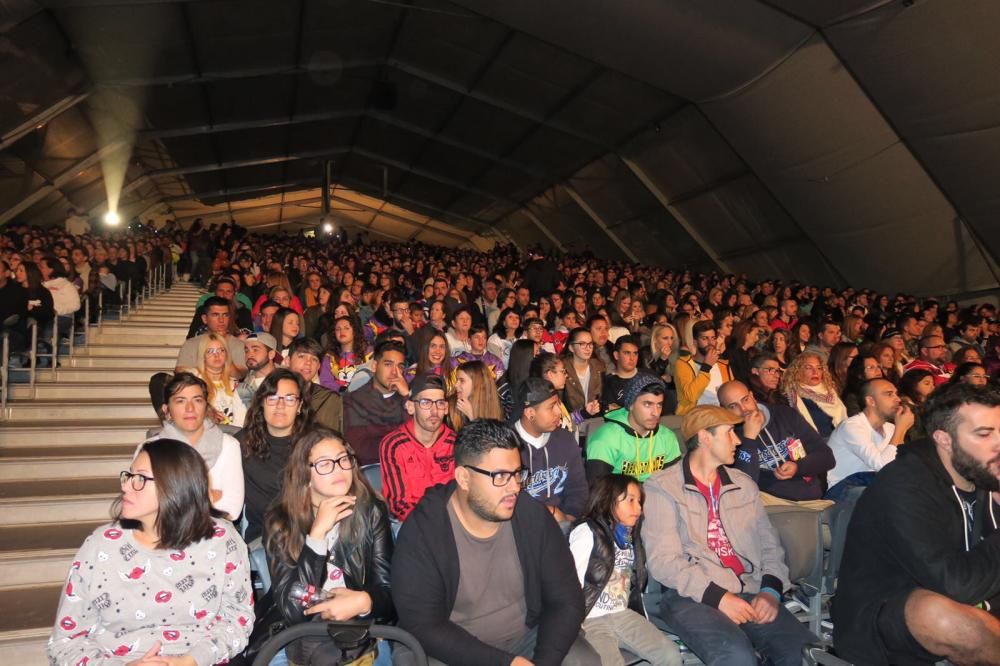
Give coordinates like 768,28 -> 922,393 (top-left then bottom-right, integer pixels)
362,462 -> 383,495
252,622 -> 428,666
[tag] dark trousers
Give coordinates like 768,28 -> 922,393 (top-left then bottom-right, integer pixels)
660,589 -> 815,666
392,625 -> 600,666
824,471 -> 876,502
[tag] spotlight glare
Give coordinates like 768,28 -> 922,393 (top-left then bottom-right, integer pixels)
104,210 -> 120,226
322,222 -> 334,234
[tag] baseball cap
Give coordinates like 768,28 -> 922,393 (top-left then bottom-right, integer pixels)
520,377 -> 558,408
681,405 -> 743,441
409,373 -> 445,399
245,332 -> 277,350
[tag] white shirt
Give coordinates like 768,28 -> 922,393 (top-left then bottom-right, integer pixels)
696,364 -> 726,407
827,412 -> 897,487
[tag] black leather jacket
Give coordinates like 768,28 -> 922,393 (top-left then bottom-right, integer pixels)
579,518 -> 648,617
268,497 -> 395,663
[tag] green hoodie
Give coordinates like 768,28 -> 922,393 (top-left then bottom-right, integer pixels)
586,407 -> 682,481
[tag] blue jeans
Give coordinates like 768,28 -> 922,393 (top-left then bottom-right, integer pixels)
659,589 -> 815,666
824,471 -> 876,502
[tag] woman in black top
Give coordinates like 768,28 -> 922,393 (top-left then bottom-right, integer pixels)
16,260 -> 54,327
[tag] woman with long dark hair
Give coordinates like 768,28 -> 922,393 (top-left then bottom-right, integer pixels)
405,330 -> 450,387
265,429 -> 394,665
237,368 -> 311,543
568,474 -> 681,666
49,439 -> 253,664
270,306 -> 303,363
15,260 -> 55,326
487,307 -> 522,367
318,315 -> 372,393
530,352 -> 600,432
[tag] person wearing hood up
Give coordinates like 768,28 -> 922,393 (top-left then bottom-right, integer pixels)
719,380 -> 835,506
515,377 -> 589,529
141,371 -> 244,519
586,373 -> 682,484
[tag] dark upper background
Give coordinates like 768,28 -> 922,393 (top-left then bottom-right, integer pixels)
1,0 -> 998,296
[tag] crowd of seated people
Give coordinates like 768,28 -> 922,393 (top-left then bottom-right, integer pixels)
4,217 -> 1000,664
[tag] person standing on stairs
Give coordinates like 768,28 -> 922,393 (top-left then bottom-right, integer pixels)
49,438 -> 253,665
145,372 -> 245,520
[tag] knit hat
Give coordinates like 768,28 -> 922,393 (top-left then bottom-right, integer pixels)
680,405 -> 743,441
409,373 -> 445,399
621,372 -> 667,408
245,332 -> 277,350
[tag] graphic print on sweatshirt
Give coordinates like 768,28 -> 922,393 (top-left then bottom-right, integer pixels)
526,464 -> 568,500
737,434 -> 805,471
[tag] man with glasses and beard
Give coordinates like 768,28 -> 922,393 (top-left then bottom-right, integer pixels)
391,419 -> 599,666
833,382 -> 1000,665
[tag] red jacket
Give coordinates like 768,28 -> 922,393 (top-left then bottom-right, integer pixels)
379,421 -> 456,521
902,358 -> 953,386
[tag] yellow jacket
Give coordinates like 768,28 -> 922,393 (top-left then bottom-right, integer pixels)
673,353 -> 734,415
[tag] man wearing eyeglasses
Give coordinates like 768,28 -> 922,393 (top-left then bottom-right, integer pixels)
903,334 -> 955,387
719,380 -> 835,505
748,353 -> 783,406
392,419 -> 599,666
380,374 -> 456,523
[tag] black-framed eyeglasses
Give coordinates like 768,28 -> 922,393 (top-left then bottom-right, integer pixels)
120,470 -> 154,491
414,398 -> 448,410
310,454 -> 357,475
464,464 -> 529,487
265,394 -> 301,406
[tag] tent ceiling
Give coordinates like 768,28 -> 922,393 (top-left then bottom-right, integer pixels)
0,0 -> 998,294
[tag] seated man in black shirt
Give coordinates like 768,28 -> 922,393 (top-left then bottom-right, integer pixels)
601,334 -> 641,411
391,419 -> 598,666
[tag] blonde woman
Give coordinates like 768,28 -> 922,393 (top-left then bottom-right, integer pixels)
447,360 -> 504,431
181,332 -> 247,427
781,351 -> 847,437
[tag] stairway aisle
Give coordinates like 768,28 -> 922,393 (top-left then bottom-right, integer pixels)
0,281 -> 203,664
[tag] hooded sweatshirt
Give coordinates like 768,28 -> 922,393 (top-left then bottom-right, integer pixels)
732,403 -> 835,501
585,407 -> 682,483
515,422 -> 588,518
832,438 -> 1000,664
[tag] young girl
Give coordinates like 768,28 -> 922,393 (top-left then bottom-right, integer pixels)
48,439 -> 253,665
265,429 -> 395,665
447,361 -> 504,432
530,352 -> 600,433
319,315 -> 372,393
569,474 -> 681,666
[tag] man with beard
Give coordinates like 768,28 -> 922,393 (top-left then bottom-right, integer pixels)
675,320 -> 734,414
833,382 -> 1000,665
236,332 -> 277,406
391,419 -> 598,666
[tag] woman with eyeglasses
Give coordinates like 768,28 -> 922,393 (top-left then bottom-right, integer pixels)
49,439 -> 253,665
264,428 -> 394,665
179,332 -> 247,427
145,372 -> 244,520
949,361 -> 990,388
561,327 -> 604,417
780,352 -> 847,437
237,368 -> 311,543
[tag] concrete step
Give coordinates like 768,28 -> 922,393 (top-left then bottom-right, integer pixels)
0,521 -> 104,588
5,399 -> 156,422
76,343 -> 180,357
123,314 -> 194,324
0,477 -> 118,526
97,322 -> 189,333
87,331 -> 187,346
37,367 -> 162,383
0,421 -> 156,447
0,587 -> 59,664
0,449 -> 134,481
9,382 -> 152,400
67,355 -> 174,368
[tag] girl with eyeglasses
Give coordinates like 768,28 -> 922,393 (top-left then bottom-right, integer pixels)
561,327 -> 604,417
145,372 -> 244,519
49,439 -> 253,665
264,429 -> 395,665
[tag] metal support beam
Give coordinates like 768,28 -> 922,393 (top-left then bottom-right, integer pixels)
620,156 -> 732,273
0,92 -> 89,152
562,185 -> 638,262
518,205 -> 566,252
0,141 -> 124,225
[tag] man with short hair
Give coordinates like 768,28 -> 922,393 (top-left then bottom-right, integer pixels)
472,278 -> 499,328
601,334 -> 641,411
391,419 -> 598,666
586,373 -> 682,484
175,296 -> 247,371
344,340 -> 409,466
286,337 -> 342,432
833,383 -> 1000,664
675,320 -> 735,414
380,374 -> 457,523
898,313 -> 926,363
515,378 -> 588,527
807,321 -> 842,359
644,405 -> 816,665
748,352 -> 783,405
949,316 -> 986,359
770,299 -> 798,331
236,332 -> 278,406
257,300 -> 280,334
825,378 -> 914,501
187,278 -> 252,338
452,324 -> 505,379
903,335 -> 954,386
719,381 -> 835,504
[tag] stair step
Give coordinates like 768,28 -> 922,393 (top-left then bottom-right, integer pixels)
0,627 -> 49,666
0,490 -> 117,526
5,399 -> 157,421
67,355 -> 174,368
0,521 -> 104,554
0,421 -> 157,447
87,332 -> 187,346
38,368 -> 162,383
0,585 -> 60,664
77,344 -> 180,357
9,382 -> 152,400
0,451 -> 133,481
121,315 -> 194,324
0,548 -> 77,588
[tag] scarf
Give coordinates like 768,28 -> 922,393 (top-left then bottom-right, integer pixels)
791,382 -> 847,431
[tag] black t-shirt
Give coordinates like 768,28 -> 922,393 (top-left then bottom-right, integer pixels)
956,487 -> 978,549
239,432 -> 295,543
602,373 -> 633,411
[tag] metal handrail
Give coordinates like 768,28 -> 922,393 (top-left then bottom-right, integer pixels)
28,319 -> 37,389
1,332 -> 9,417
